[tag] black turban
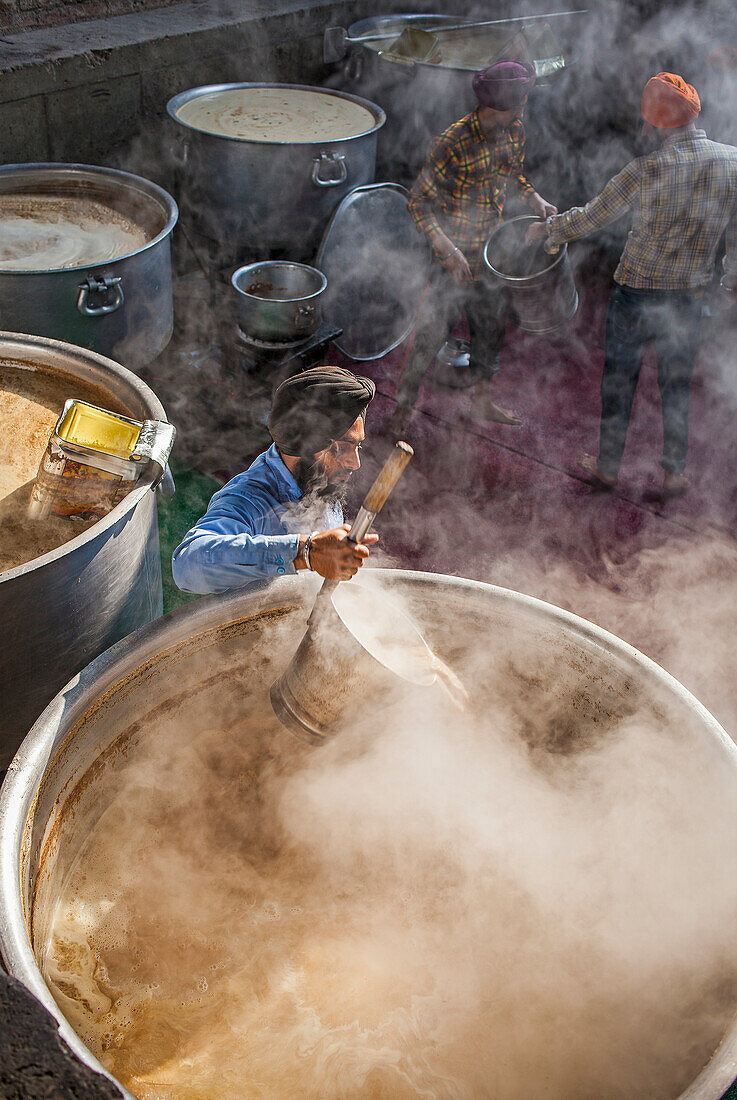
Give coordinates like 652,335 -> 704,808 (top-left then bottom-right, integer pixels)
268,366 -> 376,457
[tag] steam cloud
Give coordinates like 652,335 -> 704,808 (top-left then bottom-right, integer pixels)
32,0 -> 737,1095
40,563 -> 737,1099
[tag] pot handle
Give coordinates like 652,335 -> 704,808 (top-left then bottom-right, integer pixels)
312,152 -> 347,187
77,275 -> 124,316
294,305 -> 315,332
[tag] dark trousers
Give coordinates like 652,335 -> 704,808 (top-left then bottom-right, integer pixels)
598,284 -> 703,479
396,264 -> 507,409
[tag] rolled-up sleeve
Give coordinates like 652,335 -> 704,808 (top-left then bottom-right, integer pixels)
172,491 -> 300,595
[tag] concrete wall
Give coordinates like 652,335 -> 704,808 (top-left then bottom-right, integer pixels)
0,0 -> 182,37
0,0 -> 434,168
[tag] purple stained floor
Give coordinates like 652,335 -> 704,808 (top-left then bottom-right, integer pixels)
331,265 -> 737,587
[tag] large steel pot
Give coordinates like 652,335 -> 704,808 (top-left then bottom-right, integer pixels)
484,215 -> 578,334
2,572 -> 737,1098
167,83 -> 385,256
0,165 -> 177,371
0,332 -> 172,773
231,260 -> 327,342
335,12 -> 585,198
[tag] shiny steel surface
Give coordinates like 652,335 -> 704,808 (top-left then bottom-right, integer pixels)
0,165 -> 178,370
2,571 -> 737,1098
167,83 -> 385,254
337,13 -> 582,186
315,183 -> 431,360
232,260 -> 328,342
0,332 -> 170,772
484,215 -> 578,334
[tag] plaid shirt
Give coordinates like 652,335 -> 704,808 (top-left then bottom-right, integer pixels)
408,109 -> 536,270
546,128 -> 737,290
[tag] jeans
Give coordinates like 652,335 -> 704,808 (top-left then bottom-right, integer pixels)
599,284 -> 703,478
396,263 -> 507,409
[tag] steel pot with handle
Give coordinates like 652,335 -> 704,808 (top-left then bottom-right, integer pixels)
0,165 -> 178,371
0,331 -> 175,773
231,261 -> 328,343
167,83 -> 385,256
484,215 -> 578,334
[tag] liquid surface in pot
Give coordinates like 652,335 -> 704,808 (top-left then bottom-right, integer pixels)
0,196 -> 148,271
175,87 -> 376,142
0,364 -> 127,571
40,627 -> 737,1100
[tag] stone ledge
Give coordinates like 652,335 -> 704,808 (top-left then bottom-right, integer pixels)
0,0 -> 397,96
0,0 -> 433,163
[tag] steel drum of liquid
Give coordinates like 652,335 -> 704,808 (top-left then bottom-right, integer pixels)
2,572 -> 737,1100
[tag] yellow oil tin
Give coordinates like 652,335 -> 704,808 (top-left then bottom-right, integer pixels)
56,401 -> 142,460
29,399 -> 175,520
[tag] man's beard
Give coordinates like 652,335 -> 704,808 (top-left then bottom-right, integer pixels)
294,458 -> 349,507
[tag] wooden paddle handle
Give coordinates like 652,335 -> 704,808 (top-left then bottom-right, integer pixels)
362,441 -> 413,513
349,441 -> 413,543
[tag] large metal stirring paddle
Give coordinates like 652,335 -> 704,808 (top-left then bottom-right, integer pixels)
270,440 -> 414,742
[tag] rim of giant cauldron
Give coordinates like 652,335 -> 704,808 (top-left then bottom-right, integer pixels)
166,82 -> 386,143
484,214 -> 567,283
0,163 -> 178,276
0,331 -> 169,585
2,569 -> 737,1100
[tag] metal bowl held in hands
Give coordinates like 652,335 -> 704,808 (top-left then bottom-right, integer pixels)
484,215 -> 578,335
232,261 -> 328,344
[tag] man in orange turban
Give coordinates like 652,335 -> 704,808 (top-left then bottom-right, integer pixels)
528,73 -> 737,496
640,72 -> 701,130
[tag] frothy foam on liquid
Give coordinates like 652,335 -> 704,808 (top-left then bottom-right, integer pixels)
0,196 -> 148,271
41,661 -> 737,1100
174,87 -> 376,142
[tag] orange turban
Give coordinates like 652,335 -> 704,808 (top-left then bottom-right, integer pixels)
641,72 -> 700,128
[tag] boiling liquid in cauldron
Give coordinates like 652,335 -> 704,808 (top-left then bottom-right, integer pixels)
0,196 -> 148,271
42,642 -> 737,1100
175,87 -> 376,142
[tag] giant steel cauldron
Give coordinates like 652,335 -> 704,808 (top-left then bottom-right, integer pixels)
2,573 -> 737,1097
0,332 -> 171,773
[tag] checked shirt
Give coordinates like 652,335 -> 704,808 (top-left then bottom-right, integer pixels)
546,128 -> 737,290
408,109 -> 536,271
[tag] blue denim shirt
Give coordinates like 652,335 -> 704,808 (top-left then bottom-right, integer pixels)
172,444 -> 342,594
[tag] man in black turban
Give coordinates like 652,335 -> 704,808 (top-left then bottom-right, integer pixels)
172,367 -> 378,594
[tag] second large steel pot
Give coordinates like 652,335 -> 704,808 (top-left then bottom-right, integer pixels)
167,83 -> 385,256
0,331 -> 172,773
0,165 -> 178,372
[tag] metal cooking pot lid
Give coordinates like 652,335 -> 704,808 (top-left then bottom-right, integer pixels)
315,183 -> 431,361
